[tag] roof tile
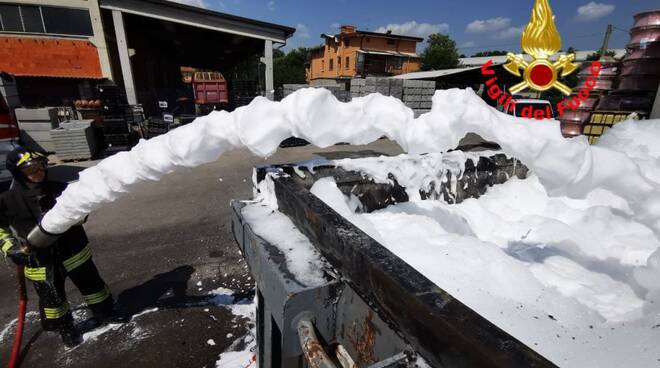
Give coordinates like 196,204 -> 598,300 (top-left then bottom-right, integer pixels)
0,36 -> 103,79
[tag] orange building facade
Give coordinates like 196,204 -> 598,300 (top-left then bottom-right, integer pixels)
306,25 -> 423,84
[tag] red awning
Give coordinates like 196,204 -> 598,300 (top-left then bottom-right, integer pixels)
0,36 -> 103,79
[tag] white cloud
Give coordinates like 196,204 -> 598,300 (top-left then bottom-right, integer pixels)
167,0 -> 207,8
283,23 -> 312,51
267,0 -> 275,11
493,26 -> 523,40
576,2 -> 615,21
295,23 -> 310,39
374,21 -> 449,40
466,17 -> 511,33
459,41 -> 476,49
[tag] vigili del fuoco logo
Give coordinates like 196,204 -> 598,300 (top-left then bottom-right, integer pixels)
480,0 -> 602,120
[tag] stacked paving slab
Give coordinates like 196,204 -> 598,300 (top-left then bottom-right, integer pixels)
51,120 -> 98,161
351,78 -> 435,117
14,108 -> 60,152
350,78 -> 403,100
283,79 -> 436,117
283,84 -> 351,102
402,80 -> 435,117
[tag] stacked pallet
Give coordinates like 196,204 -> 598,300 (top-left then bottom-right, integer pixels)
51,120 -> 98,161
147,118 -> 169,139
230,80 -> 258,110
14,108 -> 60,152
403,80 -> 435,117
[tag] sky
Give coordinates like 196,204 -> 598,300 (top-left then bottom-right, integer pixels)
169,0 -> 658,55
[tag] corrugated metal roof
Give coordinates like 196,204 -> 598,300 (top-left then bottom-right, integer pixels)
459,49 -> 627,66
0,36 -> 103,79
391,66 -> 481,80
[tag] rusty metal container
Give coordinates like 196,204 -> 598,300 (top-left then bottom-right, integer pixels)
560,122 -> 584,138
616,10 -> 660,94
597,93 -> 654,111
632,10 -> 660,29
579,96 -> 600,109
629,29 -> 660,47
576,75 -> 616,91
618,76 -> 660,91
578,62 -> 619,77
560,110 -> 592,125
621,59 -> 660,76
626,43 -> 660,59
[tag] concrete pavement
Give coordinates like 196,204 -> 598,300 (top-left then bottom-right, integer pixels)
0,139 -> 403,367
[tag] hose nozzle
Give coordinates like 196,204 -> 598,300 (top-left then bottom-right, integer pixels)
26,223 -> 61,248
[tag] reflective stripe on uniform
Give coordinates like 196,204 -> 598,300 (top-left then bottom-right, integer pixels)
1,239 -> 13,256
24,266 -> 46,281
44,303 -> 70,319
0,228 -> 12,240
62,246 -> 92,272
83,286 -> 111,305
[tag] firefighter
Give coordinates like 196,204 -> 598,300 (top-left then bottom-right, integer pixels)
1,147 -> 116,346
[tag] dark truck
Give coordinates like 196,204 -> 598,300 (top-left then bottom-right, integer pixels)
230,152 -> 556,368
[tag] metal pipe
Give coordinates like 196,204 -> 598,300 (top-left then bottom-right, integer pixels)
26,223 -> 61,248
297,319 -> 337,368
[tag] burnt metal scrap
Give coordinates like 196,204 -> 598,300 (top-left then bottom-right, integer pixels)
239,153 -> 555,367
257,154 -> 528,212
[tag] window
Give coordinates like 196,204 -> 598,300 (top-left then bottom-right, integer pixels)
346,57 -> 350,69
0,4 -> 92,36
387,38 -> 396,45
41,6 -> 93,36
366,37 -> 370,43
321,60 -> 325,72
337,56 -> 341,67
21,5 -> 44,33
329,58 -> 334,71
0,4 -> 22,32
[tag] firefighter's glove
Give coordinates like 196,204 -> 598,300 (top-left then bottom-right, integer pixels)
1,238 -> 30,265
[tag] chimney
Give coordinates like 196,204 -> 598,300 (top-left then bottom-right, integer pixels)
341,25 -> 356,34
386,30 -> 392,35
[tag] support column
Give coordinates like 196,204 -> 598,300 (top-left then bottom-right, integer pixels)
264,40 -> 274,100
651,84 -> 660,119
112,10 -> 137,105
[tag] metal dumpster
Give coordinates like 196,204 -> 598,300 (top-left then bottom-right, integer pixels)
231,152 -> 555,368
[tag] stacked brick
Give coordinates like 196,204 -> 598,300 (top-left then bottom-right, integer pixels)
402,80 -> 435,117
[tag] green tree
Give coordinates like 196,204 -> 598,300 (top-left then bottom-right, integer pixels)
273,47 -> 310,87
420,34 -> 460,71
586,50 -> 617,61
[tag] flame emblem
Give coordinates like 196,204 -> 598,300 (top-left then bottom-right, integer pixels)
504,0 -> 579,95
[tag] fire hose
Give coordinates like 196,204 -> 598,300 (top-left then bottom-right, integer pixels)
7,264 -> 27,368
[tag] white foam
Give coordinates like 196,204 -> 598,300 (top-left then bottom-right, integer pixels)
42,88 -> 659,241
309,170 -> 660,368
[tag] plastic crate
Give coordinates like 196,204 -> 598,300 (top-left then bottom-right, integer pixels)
583,111 -> 649,144
104,133 -> 130,146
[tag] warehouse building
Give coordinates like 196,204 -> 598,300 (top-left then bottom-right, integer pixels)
0,0 -> 295,115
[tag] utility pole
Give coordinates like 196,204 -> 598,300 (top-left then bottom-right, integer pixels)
599,24 -> 613,58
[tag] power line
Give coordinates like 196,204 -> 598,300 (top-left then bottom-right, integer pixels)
612,26 -> 630,34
